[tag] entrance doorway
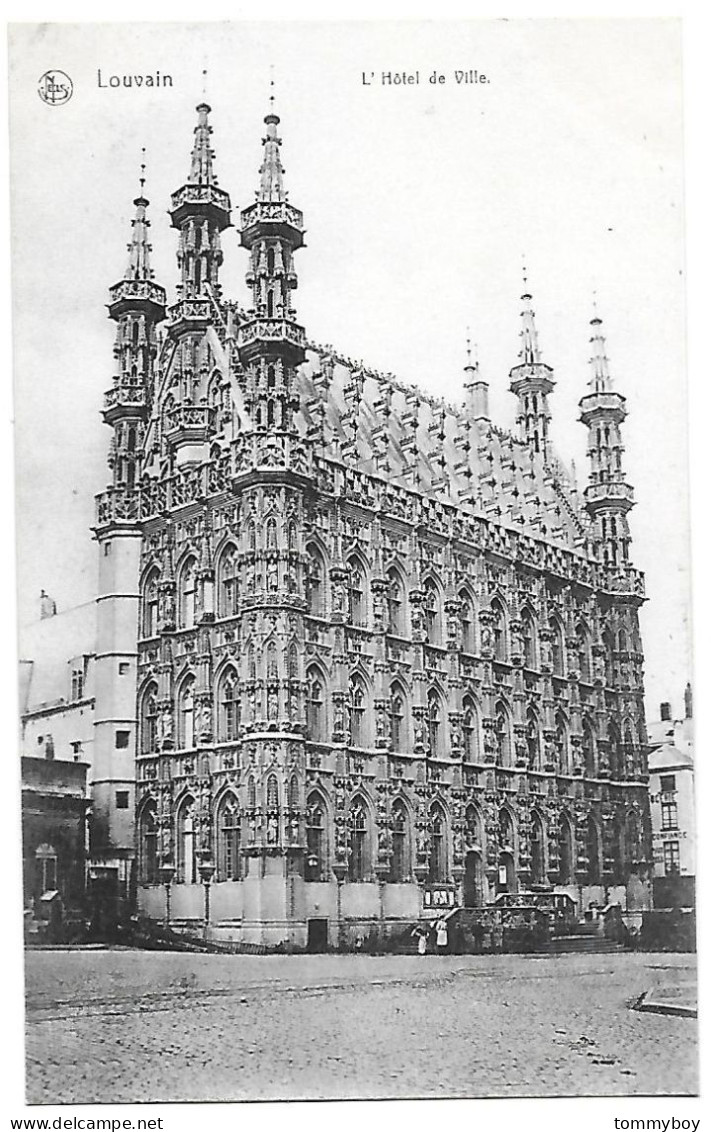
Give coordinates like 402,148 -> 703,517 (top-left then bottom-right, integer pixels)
498,852 -> 516,894
463,851 -> 483,907
307,918 -> 328,953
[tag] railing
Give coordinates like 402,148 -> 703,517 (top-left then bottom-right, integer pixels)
241,200 -> 304,230
239,319 -> 306,349
109,279 -> 166,308
170,183 -> 231,213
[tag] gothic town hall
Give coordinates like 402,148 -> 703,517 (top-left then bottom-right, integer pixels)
93,99 -> 653,947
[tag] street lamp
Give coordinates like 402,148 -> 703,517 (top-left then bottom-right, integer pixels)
198,858 -> 215,939
158,863 -> 175,929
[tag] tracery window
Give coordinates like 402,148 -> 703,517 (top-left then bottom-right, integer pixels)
495,700 -> 511,765
387,569 -> 406,636
306,668 -> 326,742
429,803 -> 448,883
491,599 -> 507,662
347,559 -> 367,627
218,668 -> 239,742
530,812 -> 546,885
217,796 -> 241,881
555,710 -> 570,775
424,578 -> 442,645
526,708 -> 541,770
550,618 -> 565,676
389,685 -> 406,752
348,675 -> 367,748
177,799 -> 197,884
576,622 -> 592,682
348,799 -> 370,882
559,815 -> 574,884
217,545 -> 239,618
140,682 -> 159,754
142,569 -> 160,638
460,593 -> 475,653
390,800 -> 410,882
582,717 -> 597,777
178,557 -> 198,630
306,546 -> 326,617
305,794 -> 328,881
178,678 -> 195,749
427,689 -> 442,756
521,608 -> 536,668
462,697 -> 478,762
139,804 -> 158,885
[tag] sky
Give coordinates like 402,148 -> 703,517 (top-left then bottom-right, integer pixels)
8,19 -> 690,721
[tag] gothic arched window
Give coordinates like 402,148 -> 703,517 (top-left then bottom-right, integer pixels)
217,544 -> 239,618
424,578 -> 442,645
577,622 -> 592,682
462,696 -> 479,762
140,682 -> 159,755
306,545 -> 326,617
348,798 -> 371,882
348,674 -> 367,748
178,556 -> 198,630
491,599 -> 507,662
559,814 -> 575,884
556,709 -> 570,775
521,608 -> 536,669
390,800 -> 410,883
142,569 -> 160,638
582,717 -> 597,777
550,617 -> 565,676
587,815 -> 602,884
305,793 -> 328,882
495,700 -> 511,766
347,558 -> 367,627
429,803 -> 448,883
306,667 -> 326,742
216,795 -> 241,881
218,668 -> 239,742
427,689 -> 443,756
178,678 -> 195,749
460,592 -> 476,654
530,812 -> 546,885
389,684 -> 407,752
387,569 -> 406,636
139,801 -> 158,885
176,798 -> 197,884
526,707 -> 541,770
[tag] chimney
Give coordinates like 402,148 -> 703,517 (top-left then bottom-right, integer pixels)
40,590 -> 57,619
660,702 -> 671,722
684,683 -> 693,720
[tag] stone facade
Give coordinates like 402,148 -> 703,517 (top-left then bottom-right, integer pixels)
95,101 -> 653,946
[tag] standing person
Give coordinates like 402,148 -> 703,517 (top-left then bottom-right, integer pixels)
417,928 -> 428,956
435,917 -> 448,955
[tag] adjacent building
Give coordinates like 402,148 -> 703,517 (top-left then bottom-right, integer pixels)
20,594 -> 133,925
647,687 -> 695,909
92,99 -> 653,948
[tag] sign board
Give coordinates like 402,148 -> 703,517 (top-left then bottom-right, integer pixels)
423,887 -> 456,909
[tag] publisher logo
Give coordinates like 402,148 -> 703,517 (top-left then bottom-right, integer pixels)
38,70 -> 73,106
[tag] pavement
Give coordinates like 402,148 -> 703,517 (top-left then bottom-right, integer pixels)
24,950 -> 698,1104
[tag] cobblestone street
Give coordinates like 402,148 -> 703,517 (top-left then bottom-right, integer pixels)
25,950 -> 697,1103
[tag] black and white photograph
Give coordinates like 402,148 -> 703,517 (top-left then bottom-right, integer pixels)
6,15 -> 699,1112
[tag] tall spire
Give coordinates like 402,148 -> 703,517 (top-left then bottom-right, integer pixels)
238,90 -> 306,458
462,329 -> 489,422
588,302 -> 612,393
188,102 -> 218,187
258,79 -> 286,203
509,270 -> 555,457
169,103 -> 231,303
579,304 -> 634,570
519,290 -> 542,365
125,150 -> 154,282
